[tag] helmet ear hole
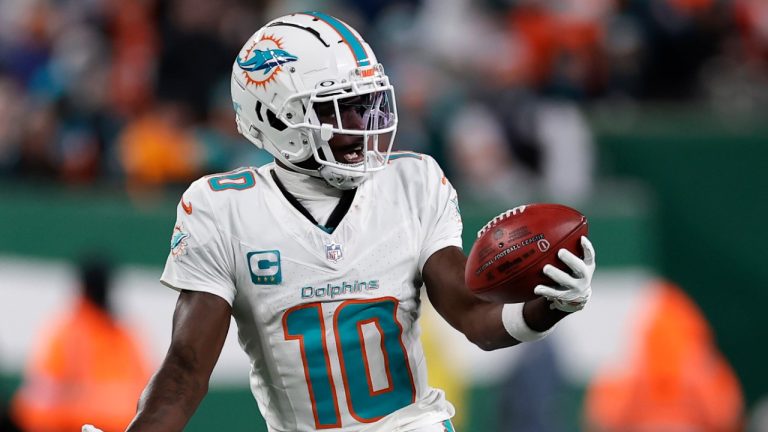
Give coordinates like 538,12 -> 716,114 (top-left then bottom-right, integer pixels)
266,109 -> 287,131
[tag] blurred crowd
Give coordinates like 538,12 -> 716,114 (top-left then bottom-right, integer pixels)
1,0 -> 767,201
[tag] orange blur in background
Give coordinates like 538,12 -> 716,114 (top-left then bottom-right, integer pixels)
585,281 -> 743,432
11,298 -> 150,432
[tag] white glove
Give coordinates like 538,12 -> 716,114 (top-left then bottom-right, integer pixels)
533,236 -> 595,313
82,425 -> 104,432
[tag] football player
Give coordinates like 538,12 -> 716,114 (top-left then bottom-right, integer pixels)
111,12 -> 594,432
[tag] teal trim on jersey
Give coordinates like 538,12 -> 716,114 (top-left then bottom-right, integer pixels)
247,250 -> 282,285
335,299 -> 415,421
208,171 -> 256,191
450,196 -> 461,216
388,152 -> 423,161
284,305 -> 340,428
303,11 -> 371,67
317,224 -> 334,234
443,419 -> 456,432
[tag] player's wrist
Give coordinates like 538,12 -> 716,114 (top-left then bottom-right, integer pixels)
548,291 -> 591,313
501,302 -> 556,342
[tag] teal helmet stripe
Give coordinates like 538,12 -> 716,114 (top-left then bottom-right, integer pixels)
303,11 -> 371,67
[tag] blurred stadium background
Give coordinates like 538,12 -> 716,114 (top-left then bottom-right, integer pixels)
1,0 -> 767,430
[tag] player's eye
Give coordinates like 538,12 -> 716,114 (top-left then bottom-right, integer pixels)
339,103 -> 367,116
339,95 -> 375,116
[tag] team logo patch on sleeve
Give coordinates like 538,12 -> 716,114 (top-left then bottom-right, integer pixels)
170,223 -> 190,258
247,250 -> 282,284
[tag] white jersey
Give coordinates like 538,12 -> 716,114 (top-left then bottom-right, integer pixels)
161,153 -> 463,432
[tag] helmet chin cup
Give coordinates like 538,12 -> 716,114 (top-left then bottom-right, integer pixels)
319,165 -> 366,190
320,124 -> 334,141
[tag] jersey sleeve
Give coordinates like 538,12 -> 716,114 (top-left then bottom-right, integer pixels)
160,180 -> 237,305
417,155 -> 464,272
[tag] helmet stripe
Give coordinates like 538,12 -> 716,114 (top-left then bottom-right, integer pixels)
302,11 -> 371,67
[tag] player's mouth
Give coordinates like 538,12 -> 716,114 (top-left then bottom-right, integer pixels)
336,143 -> 365,165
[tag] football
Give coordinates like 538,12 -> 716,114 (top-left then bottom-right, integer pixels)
465,203 -> 588,303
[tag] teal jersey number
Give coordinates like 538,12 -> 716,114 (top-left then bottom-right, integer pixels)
207,170 -> 256,191
283,304 -> 341,429
334,298 -> 417,422
283,297 -> 416,428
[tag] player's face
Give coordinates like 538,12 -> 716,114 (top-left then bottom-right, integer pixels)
314,92 -> 393,165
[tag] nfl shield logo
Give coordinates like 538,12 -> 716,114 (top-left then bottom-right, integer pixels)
326,243 -> 343,263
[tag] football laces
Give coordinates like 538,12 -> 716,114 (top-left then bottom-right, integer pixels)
477,205 -> 527,238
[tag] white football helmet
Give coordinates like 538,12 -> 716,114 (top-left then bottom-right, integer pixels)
231,12 -> 397,189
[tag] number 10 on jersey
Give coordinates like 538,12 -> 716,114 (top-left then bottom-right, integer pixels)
283,297 -> 416,428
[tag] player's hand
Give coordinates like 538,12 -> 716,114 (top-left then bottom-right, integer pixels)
82,425 -> 104,432
533,236 -> 595,313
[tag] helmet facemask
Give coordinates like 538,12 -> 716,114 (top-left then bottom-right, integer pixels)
277,68 -> 398,189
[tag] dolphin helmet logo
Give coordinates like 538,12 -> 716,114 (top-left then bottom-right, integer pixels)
237,34 -> 298,89
238,48 -> 297,74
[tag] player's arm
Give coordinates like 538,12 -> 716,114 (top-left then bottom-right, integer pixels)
422,247 -> 559,350
423,238 -> 594,351
126,290 -> 231,432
